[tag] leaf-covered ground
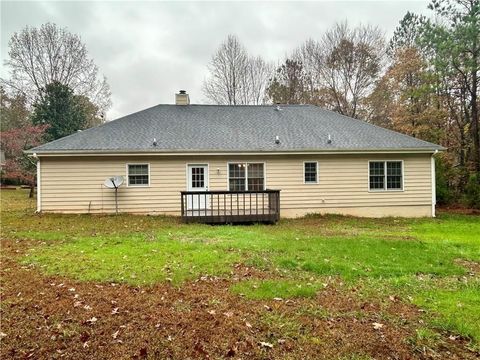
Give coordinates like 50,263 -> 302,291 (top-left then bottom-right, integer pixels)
1,189 -> 479,359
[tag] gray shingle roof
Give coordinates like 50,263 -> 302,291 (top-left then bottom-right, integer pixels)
29,104 -> 444,153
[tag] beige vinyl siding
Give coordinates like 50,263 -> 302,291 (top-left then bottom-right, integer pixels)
39,153 -> 433,217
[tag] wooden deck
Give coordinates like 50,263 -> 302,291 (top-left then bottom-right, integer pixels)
181,190 -> 280,224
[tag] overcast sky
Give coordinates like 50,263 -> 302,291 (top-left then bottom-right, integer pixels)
1,1 -> 431,120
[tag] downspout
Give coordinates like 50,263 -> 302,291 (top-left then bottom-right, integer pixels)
35,154 -> 41,213
431,150 -> 438,218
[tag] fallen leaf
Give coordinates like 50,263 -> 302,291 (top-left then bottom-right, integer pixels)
0,332 -> 6,338
68,288 -> 76,292
83,341 -> 89,348
372,322 -> 384,330
86,317 -> 97,324
111,307 -> 119,315
245,321 -> 252,328
273,297 -> 283,301
207,310 -> 216,315
112,330 -> 119,339
259,341 -> 273,348
83,305 -> 92,311
277,339 -> 286,344
223,311 -> 233,318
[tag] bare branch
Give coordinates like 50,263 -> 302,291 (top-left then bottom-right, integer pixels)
2,23 -> 111,115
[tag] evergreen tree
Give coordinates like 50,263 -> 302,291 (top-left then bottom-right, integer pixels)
32,81 -> 89,141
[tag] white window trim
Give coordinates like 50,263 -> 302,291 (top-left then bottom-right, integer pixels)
126,163 -> 150,187
226,161 -> 267,191
303,161 -> 319,184
185,163 -> 210,191
368,160 -> 404,192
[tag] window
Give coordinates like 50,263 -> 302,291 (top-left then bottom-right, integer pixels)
229,163 -> 246,191
304,162 -> 318,183
228,163 -> 264,191
369,161 -> 385,190
369,161 -> 403,191
386,161 -> 402,190
247,163 -> 264,191
127,164 -> 149,186
191,167 -> 205,188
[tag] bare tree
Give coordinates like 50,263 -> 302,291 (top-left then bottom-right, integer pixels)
2,23 -> 111,115
292,39 -> 323,104
244,56 -> 273,105
303,22 -> 386,119
289,24 -> 385,116
203,35 -> 272,105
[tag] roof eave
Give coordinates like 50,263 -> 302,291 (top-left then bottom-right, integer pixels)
25,147 -> 446,157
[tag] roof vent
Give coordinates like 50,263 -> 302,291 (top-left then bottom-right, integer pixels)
275,105 -> 282,111
275,135 -> 280,144
327,134 -> 332,144
153,138 -> 157,146
175,90 -> 190,105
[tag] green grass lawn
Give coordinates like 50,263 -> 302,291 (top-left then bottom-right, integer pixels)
2,189 -> 479,344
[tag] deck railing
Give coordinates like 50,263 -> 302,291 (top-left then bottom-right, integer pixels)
180,190 -> 280,224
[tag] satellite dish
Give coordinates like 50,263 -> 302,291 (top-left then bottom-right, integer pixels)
104,176 -> 124,189
103,176 -> 124,214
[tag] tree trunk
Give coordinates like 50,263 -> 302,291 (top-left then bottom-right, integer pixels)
29,185 -> 34,198
471,68 -> 480,182
459,129 -> 466,168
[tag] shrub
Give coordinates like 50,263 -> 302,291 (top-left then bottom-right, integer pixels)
435,157 -> 454,205
464,174 -> 480,209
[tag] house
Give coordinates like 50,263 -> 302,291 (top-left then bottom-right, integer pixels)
27,90 -> 444,222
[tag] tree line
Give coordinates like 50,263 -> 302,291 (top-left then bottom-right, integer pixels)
202,0 -> 479,207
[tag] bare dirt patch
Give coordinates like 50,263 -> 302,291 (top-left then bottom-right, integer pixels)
455,259 -> 480,275
1,238 -> 477,360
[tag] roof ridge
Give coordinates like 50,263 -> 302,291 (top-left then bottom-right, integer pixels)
163,104 -> 310,107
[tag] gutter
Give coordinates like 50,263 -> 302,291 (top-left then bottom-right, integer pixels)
431,149 -> 439,217
36,157 -> 41,213
26,148 -> 446,157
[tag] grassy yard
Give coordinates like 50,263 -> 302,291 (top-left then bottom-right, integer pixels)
1,189 -> 479,359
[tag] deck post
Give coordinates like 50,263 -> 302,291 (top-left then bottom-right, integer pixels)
181,192 -> 185,221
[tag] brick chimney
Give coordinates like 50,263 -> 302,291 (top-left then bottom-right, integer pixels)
175,90 -> 190,105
